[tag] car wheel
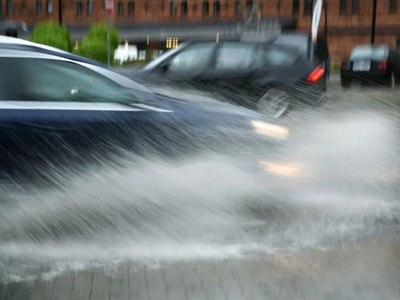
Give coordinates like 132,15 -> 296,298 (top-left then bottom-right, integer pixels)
256,89 -> 292,118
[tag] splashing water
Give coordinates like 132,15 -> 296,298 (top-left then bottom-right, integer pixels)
0,97 -> 399,283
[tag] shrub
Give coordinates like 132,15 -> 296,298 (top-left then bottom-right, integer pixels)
74,23 -> 120,64
30,21 -> 73,52
74,40 -> 108,63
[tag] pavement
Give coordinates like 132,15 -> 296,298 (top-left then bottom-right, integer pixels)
1,236 -> 399,300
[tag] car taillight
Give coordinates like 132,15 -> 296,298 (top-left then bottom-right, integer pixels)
306,65 -> 325,83
341,61 -> 347,71
378,61 -> 387,70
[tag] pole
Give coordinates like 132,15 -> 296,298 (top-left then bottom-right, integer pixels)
107,14 -> 110,67
58,0 -> 63,25
371,0 -> 377,44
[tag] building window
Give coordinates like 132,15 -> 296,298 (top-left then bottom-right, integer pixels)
303,0 -> 311,16
213,0 -> 220,17
389,0 -> 397,13
118,0 -> 123,15
76,0 -> 83,15
235,0 -> 241,16
170,1 -> 177,16
181,0 -> 188,17
6,0 -> 12,15
86,0 -> 93,15
340,0 -> 347,15
128,0 -> 134,15
352,0 -> 359,13
144,2 -> 149,13
46,0 -> 52,13
203,0 -> 209,16
193,2 -> 197,13
225,2 -> 228,13
36,0 -> 42,14
292,0 -> 299,16
246,0 -> 252,14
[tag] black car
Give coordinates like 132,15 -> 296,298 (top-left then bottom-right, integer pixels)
134,33 -> 330,118
340,44 -> 400,88
0,36 -> 289,181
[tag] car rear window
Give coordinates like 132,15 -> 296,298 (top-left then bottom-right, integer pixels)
272,36 -> 308,55
350,47 -> 388,61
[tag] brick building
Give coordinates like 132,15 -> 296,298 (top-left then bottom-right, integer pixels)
2,0 -> 400,63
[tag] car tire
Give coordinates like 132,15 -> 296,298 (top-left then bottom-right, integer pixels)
256,88 -> 292,119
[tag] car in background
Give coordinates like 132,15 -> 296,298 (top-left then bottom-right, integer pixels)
340,44 -> 400,88
0,36 -> 289,180
135,33 -> 329,118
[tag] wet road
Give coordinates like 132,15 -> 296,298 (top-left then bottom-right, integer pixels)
1,75 -> 400,300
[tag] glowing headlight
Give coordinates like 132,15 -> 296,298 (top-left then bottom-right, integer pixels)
260,161 -> 308,178
251,121 -> 289,139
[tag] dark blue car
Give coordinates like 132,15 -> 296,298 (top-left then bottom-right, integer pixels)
0,37 -> 289,181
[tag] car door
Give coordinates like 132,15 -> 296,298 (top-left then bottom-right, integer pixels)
149,43 -> 216,91
207,42 -> 259,107
0,54 -> 167,170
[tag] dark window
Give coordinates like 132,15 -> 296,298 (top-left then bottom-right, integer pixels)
340,0 -> 347,15
0,58 -> 140,102
170,1 -> 177,16
225,2 -> 229,13
304,0 -> 311,15
22,1 -> 26,11
193,3 -> 197,12
36,0 -> 42,14
246,0 -> 252,14
46,0 -> 52,14
260,48 -> 300,67
292,0 -> 299,16
144,2 -> 149,13
181,1 -> 188,16
389,0 -> 397,13
213,0 -> 220,17
160,2 -> 164,13
235,0 -> 241,16
118,0 -> 123,16
76,0 -> 83,15
352,0 -> 359,13
168,44 -> 214,73
203,0 -> 209,16
216,43 -> 257,70
128,0 -> 134,15
6,0 -> 12,15
87,0 -> 93,16
277,0 -> 281,12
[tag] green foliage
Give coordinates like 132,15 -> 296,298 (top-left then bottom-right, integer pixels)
74,23 -> 120,64
30,21 -> 73,52
74,40 -> 108,63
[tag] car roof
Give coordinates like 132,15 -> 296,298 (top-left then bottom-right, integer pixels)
0,35 -> 106,67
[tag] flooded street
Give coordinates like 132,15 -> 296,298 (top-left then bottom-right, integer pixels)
1,77 -> 400,299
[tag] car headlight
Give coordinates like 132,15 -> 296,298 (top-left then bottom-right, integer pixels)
251,121 -> 289,139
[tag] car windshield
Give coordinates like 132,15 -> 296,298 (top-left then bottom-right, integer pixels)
350,46 -> 388,60
143,43 -> 187,70
0,57 -> 147,104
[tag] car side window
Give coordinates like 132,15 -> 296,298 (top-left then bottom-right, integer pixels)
259,48 -> 300,67
167,44 -> 214,73
0,58 -> 134,102
215,43 -> 257,71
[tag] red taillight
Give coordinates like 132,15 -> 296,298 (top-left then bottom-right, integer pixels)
378,60 -> 387,70
341,61 -> 347,71
306,65 -> 325,83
